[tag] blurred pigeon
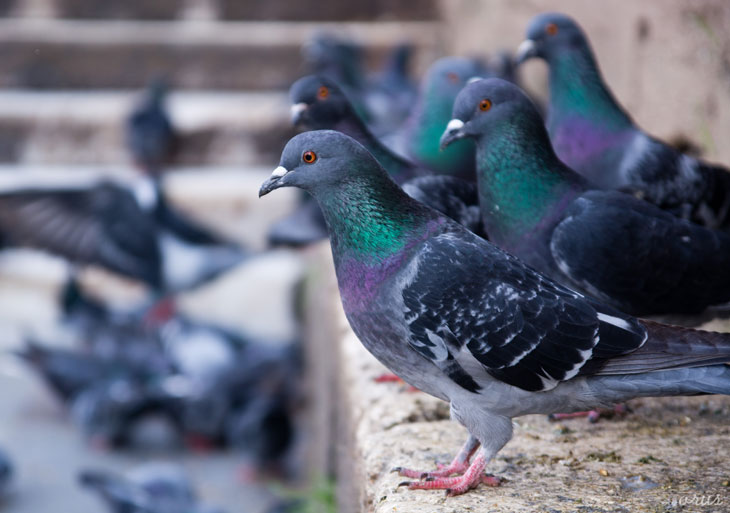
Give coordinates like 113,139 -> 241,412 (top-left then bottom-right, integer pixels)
441,78 -> 730,317
259,130 -> 730,495
387,57 -> 486,180
289,74 -> 423,184
71,377 -> 182,450
364,42 -> 418,134
0,178 -> 244,292
0,448 -> 13,497
79,462 -> 223,513
516,13 -> 730,230
126,80 -> 178,176
274,75 -> 485,245
16,339 -> 111,403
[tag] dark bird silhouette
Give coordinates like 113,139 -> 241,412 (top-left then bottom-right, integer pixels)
0,178 -> 244,292
126,80 -> 178,176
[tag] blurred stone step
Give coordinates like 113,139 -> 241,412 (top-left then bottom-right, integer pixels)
0,90 -> 297,165
8,0 -> 438,21
0,18 -> 443,89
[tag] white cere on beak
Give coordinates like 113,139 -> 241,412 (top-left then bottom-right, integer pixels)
467,76 -> 483,85
271,166 -> 288,178
516,39 -> 536,62
446,119 -> 465,132
290,103 -> 307,120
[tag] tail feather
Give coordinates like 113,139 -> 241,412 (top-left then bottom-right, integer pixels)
591,320 -> 730,376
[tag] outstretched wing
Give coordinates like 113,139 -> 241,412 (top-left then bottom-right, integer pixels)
0,181 -> 161,286
402,232 -> 646,392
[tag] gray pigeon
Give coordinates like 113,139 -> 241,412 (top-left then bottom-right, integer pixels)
515,12 -> 730,230
259,130 -> 730,495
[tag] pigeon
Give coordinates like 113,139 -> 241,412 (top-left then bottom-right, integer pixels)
0,448 -> 13,497
259,130 -> 730,495
0,178 -> 244,292
284,75 -> 485,240
289,74 -> 423,184
441,78 -> 730,317
365,43 -> 419,134
515,12 -> 730,230
388,57 -> 485,180
79,462 -> 224,513
126,80 -> 178,176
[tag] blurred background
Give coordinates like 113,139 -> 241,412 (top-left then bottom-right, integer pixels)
0,0 -> 727,512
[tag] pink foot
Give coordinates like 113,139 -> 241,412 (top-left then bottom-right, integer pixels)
549,404 -> 630,423
397,450 -> 501,496
394,435 -> 480,479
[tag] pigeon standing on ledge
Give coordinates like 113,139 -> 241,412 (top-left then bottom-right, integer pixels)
441,78 -> 730,317
515,12 -> 730,230
259,130 -> 730,495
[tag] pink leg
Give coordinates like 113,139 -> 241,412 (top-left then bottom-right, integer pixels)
394,435 -> 480,479
549,403 -> 630,424
398,448 -> 502,496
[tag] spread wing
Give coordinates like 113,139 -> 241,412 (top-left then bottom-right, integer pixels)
0,181 -> 161,286
401,231 -> 646,392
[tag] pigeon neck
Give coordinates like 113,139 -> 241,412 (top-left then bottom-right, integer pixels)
334,111 -> 415,184
474,115 -> 586,248
316,173 -> 435,264
546,45 -> 633,134
404,85 -> 475,179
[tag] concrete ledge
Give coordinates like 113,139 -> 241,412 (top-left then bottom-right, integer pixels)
315,247 -> 730,512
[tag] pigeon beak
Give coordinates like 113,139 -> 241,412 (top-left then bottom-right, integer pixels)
515,39 -> 538,64
439,119 -> 466,150
259,166 -> 289,197
290,103 -> 308,125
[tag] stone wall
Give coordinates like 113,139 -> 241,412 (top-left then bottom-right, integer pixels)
439,0 -> 730,164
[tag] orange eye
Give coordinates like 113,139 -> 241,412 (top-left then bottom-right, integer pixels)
302,150 -> 317,163
446,72 -> 459,84
546,23 -> 558,36
479,99 -> 492,112
317,86 -> 329,99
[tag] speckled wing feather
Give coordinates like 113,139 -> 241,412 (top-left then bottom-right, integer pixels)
402,175 -> 486,239
401,230 -> 646,392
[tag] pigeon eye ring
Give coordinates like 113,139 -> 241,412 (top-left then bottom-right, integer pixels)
318,86 -> 329,99
302,151 -> 317,163
546,23 -> 558,36
479,99 -> 492,112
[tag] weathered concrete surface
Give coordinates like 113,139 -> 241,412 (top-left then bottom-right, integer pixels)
439,0 -> 730,165
321,249 -> 730,512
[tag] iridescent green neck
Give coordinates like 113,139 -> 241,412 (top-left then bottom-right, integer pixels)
475,113 -> 585,245
547,46 -> 633,132
406,84 -> 475,177
315,173 -> 430,262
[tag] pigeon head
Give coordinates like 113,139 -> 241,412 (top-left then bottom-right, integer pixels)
289,75 -> 354,128
259,130 -> 383,197
440,78 -> 545,149
516,13 -> 590,64
422,57 -> 485,99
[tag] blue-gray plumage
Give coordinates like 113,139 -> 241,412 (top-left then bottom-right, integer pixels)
515,12 -> 730,230
259,130 -> 730,495
441,78 -> 730,317
126,80 -> 178,176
